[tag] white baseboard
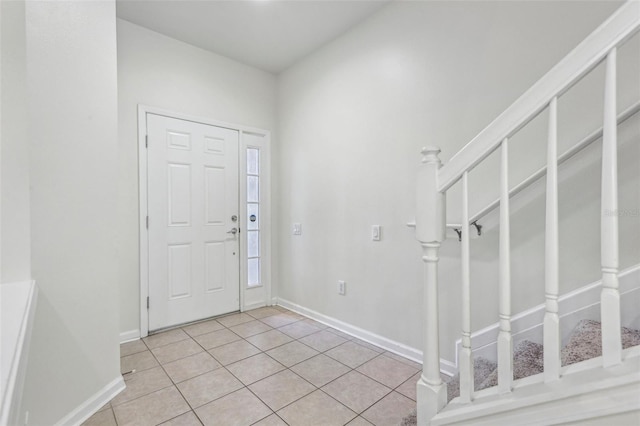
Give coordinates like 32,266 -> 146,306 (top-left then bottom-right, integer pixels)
119,329 -> 140,344
275,298 -> 456,376
457,263 -> 640,366
54,376 -> 125,426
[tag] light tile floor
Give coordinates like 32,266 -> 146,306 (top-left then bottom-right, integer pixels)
83,306 -> 419,426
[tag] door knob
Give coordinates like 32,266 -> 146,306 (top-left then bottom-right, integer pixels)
227,228 -> 238,235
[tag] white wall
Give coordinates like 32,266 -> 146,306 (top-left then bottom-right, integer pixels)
19,1 -> 122,424
1,0 -> 30,283
116,19 -> 277,337
276,0 -> 637,362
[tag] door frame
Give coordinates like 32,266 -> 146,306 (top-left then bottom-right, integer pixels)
138,105 -> 272,337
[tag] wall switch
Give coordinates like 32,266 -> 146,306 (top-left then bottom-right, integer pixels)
293,223 -> 302,235
338,280 -> 346,295
372,225 -> 381,241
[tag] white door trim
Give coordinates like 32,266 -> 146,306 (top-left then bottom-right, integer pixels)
138,105 -> 272,337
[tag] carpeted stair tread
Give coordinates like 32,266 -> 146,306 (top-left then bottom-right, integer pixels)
398,321 -> 640,425
446,357 -> 497,402
478,340 -> 544,390
561,319 -> 640,366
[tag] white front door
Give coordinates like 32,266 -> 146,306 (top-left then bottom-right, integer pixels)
147,113 -> 240,331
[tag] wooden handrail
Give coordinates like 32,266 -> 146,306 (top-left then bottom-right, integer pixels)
437,0 -> 640,193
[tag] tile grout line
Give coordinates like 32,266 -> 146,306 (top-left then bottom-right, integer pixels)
113,308 -> 417,426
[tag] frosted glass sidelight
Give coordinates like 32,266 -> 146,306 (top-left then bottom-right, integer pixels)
248,231 -> 260,258
248,203 -> 259,230
248,258 -> 260,287
248,176 -> 259,203
247,148 -> 259,175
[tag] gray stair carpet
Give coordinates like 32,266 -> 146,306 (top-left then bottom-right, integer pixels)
399,320 -> 640,426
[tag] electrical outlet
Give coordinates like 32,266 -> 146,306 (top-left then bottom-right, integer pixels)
338,280 -> 346,295
293,223 -> 302,235
372,225 -> 381,241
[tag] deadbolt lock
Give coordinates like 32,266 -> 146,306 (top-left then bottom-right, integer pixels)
231,215 -> 238,222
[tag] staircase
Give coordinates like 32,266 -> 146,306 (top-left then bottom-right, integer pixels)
412,1 -> 640,424
402,320 -> 640,425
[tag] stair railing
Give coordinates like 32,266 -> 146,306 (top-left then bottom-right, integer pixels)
414,1 -> 640,424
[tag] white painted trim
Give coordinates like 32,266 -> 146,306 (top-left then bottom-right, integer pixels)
138,106 -> 149,338
276,297 -> 457,376
137,105 -> 272,337
243,301 -> 268,312
454,263 -> 640,367
437,0 -> 640,191
432,346 -> 640,425
54,376 -> 125,426
0,281 -> 38,426
119,330 -> 141,344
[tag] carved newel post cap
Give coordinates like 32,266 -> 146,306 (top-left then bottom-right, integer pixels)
421,146 -> 441,164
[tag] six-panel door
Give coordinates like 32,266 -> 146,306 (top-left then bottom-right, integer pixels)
147,113 -> 240,331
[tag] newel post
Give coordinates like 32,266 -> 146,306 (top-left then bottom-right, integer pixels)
415,146 -> 447,425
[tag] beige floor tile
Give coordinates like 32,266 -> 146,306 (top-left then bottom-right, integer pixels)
351,339 -> 384,353
383,351 -> 422,370
144,328 -> 191,349
325,342 -> 379,368
252,414 -> 288,426
356,355 -> 420,388
81,407 -> 116,426
325,328 -> 354,340
277,390 -> 356,426
245,329 -> 293,351
120,350 -> 159,374
226,353 -> 285,385
229,320 -> 272,338
208,340 -> 262,365
260,313 -> 300,328
120,339 -> 147,357
272,305 -> 289,312
182,319 -> 224,337
112,366 -> 173,406
266,341 -> 319,367
322,371 -> 391,414
216,312 -> 254,327
361,392 -> 415,426
195,388 -> 272,426
113,386 -> 190,426
300,318 -> 329,329
193,328 -> 241,349
163,351 -> 221,383
152,338 -> 203,364
246,307 -> 281,320
177,368 -> 244,408
395,372 -> 420,401
277,321 -> 322,339
290,354 -> 351,387
299,330 -> 348,352
347,417 -> 373,425
96,402 -> 111,413
248,370 -> 316,411
160,410 -> 203,425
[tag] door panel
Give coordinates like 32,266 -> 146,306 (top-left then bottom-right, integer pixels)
147,113 -> 240,331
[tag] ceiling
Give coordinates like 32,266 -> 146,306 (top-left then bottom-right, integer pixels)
116,0 -> 391,73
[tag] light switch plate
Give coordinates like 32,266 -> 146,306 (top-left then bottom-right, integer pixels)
293,223 -> 302,235
338,280 -> 346,295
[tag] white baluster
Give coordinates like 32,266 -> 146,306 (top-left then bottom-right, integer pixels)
459,171 -> 474,403
601,48 -> 622,367
544,97 -> 561,382
415,147 -> 447,424
498,138 -> 513,394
